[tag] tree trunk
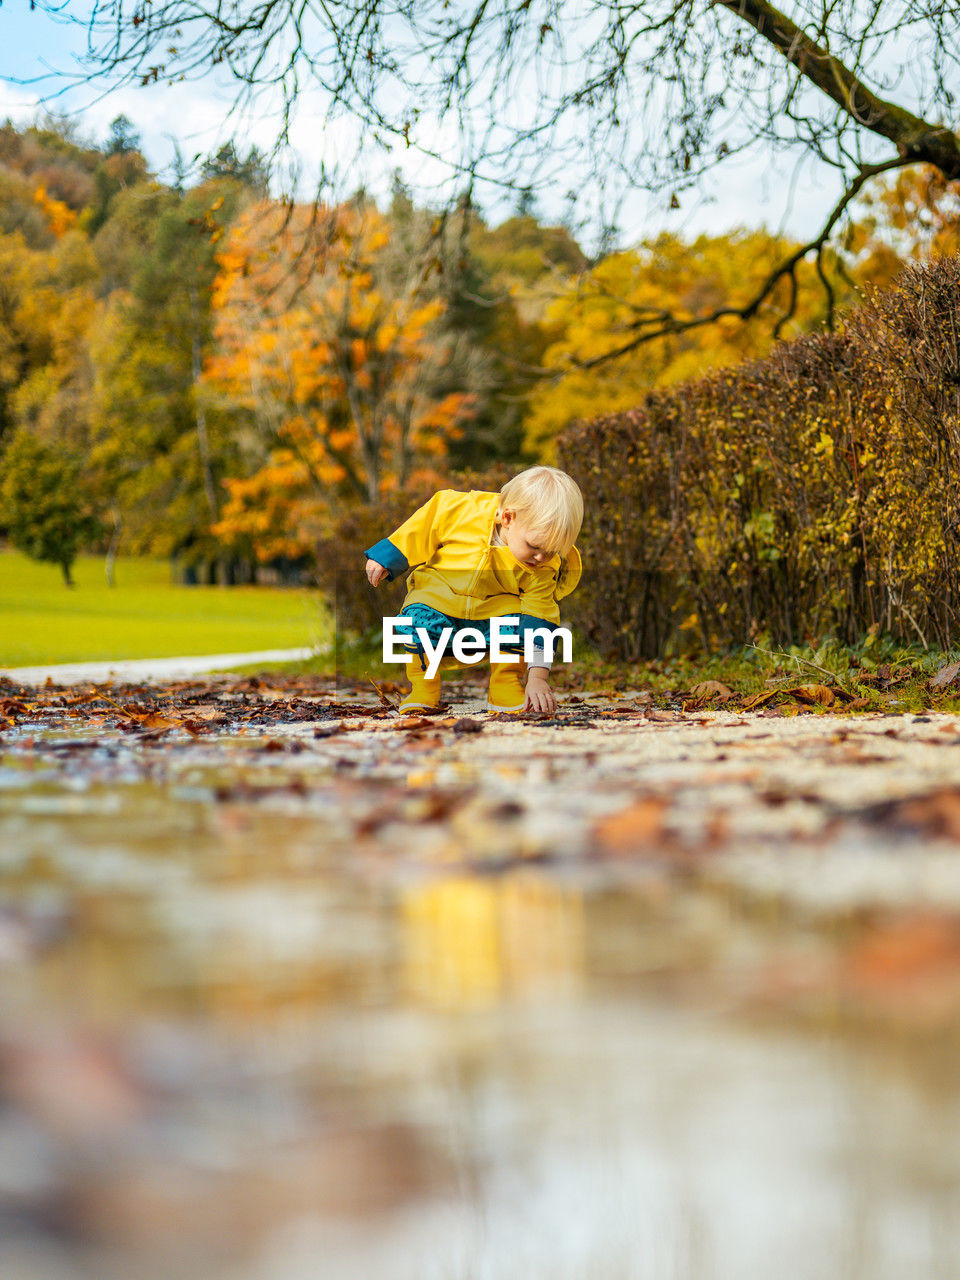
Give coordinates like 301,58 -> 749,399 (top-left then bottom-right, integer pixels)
105,516 -> 122,587
191,322 -> 219,521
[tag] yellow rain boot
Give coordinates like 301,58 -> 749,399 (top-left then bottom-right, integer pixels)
487,659 -> 527,714
398,657 -> 442,714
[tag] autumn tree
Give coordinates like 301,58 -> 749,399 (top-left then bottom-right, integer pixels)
0,117 -> 102,230
206,199 -> 469,558
0,188 -> 98,451
0,141 -> 105,579
380,186 -> 578,467
0,429 -> 99,585
524,228 -> 847,458
53,0 -> 960,353
845,164 -> 960,290
0,122 -> 107,445
88,177 -> 252,570
201,141 -> 270,193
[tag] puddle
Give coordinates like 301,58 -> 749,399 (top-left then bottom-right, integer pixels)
2,734 -> 960,1279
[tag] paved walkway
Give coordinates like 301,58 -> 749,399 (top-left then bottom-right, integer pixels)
0,647 -> 317,686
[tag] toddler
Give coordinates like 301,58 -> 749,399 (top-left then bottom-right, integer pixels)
364,466 -> 583,714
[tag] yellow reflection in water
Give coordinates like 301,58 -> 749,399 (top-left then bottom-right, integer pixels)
400,875 -> 585,1009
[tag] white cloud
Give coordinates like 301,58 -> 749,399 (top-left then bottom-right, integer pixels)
0,78 -> 44,122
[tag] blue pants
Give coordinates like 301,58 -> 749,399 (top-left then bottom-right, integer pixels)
399,604 -> 530,671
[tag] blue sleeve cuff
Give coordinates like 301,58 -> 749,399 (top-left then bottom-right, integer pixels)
364,538 -> 409,582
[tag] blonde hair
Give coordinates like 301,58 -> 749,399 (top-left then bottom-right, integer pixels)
498,466 -> 583,557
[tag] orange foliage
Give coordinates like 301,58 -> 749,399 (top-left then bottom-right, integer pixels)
206,201 -> 469,556
33,185 -> 78,238
848,164 -> 960,287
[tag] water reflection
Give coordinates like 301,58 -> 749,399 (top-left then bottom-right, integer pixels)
2,761 -> 960,1279
400,878 -> 585,1009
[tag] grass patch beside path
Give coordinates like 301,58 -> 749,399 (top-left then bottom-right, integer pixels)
275,627 -> 960,716
0,549 -> 331,666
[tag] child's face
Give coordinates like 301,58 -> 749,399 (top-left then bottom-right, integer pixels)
499,509 -> 552,568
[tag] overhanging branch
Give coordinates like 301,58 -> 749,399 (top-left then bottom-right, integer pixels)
717,0 -> 960,178
574,154 -> 909,370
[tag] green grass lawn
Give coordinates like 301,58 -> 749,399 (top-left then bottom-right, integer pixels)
0,549 -> 331,666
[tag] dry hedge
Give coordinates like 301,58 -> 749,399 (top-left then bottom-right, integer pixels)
556,256 -> 960,659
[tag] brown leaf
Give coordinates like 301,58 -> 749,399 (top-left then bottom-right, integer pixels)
929,662 -> 960,691
313,722 -> 345,738
888,789 -> 960,841
368,677 -> 399,709
592,797 -> 668,854
134,711 -> 185,731
742,689 -> 778,711
785,683 -> 835,707
689,680 -> 733,702
846,915 -> 960,988
403,734 -> 444,752
644,708 -> 679,722
453,718 -> 485,734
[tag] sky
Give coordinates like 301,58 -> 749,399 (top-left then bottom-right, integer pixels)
0,1 -> 842,251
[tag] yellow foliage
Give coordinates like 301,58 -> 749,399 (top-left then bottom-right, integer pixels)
525,229 -> 838,461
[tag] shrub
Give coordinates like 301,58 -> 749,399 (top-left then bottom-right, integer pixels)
556,256 -> 960,657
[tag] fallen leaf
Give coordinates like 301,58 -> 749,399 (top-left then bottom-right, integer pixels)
453,719 -> 485,734
128,711 -> 184,731
689,680 -> 733,702
592,797 -> 668,854
742,689 -> 778,711
403,734 -> 444,752
785,683 -> 835,707
860,788 -> 960,840
846,915 -> 960,987
929,662 -> 960,691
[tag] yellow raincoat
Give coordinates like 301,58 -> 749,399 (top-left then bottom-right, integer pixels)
365,488 -> 581,624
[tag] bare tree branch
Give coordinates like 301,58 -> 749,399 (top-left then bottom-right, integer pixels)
575,154 -> 909,369
716,0 -> 960,177
29,0 -> 960,365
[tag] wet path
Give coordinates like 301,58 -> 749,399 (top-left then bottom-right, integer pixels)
1,647 -> 317,686
4,675 -> 960,1278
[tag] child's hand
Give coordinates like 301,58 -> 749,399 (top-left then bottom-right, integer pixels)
524,670 -> 556,715
366,558 -> 389,586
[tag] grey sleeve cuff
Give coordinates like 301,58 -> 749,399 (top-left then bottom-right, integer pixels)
528,645 -> 553,670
